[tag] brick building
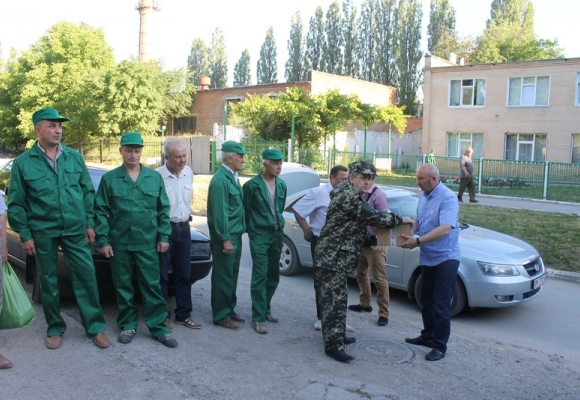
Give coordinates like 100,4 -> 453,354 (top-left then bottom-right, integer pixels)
169,70 -> 397,137
422,54 -> 580,162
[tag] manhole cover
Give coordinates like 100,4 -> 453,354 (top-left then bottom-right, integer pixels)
347,337 -> 414,364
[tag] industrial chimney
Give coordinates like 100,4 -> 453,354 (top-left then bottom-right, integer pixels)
136,0 -> 160,62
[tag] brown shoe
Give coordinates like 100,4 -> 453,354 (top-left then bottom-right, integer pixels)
265,314 -> 279,323
0,354 -> 13,369
219,318 -> 239,330
91,332 -> 111,348
45,335 -> 62,350
230,314 -> 245,323
253,322 -> 268,334
175,317 -> 202,330
164,319 -> 174,332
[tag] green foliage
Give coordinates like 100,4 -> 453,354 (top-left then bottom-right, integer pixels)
374,0 -> 397,85
285,11 -> 307,83
342,0 -> 358,77
208,28 -> 228,88
305,6 -> 326,71
393,0 -> 423,116
233,49 -> 251,87
187,38 -> 209,84
472,0 -> 564,63
322,2 -> 343,75
256,27 -> 278,85
356,0 -> 377,81
427,0 -> 457,60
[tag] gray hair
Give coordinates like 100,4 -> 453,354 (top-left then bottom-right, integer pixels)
164,139 -> 186,156
425,163 -> 440,180
222,151 -> 236,162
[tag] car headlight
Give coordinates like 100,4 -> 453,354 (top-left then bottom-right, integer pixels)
191,242 -> 210,258
477,262 -> 520,276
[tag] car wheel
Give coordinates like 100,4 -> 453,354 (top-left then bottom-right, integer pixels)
31,260 -> 42,304
413,274 -> 467,317
279,236 -> 301,276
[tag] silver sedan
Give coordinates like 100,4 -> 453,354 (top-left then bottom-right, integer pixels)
279,185 -> 547,316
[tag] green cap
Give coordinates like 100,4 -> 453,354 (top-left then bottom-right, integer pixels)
222,140 -> 250,155
262,148 -> 284,160
120,132 -> 144,147
348,160 -> 376,176
32,108 -> 69,125
431,148 -> 435,152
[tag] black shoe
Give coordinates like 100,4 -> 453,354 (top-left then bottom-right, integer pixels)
405,336 -> 433,348
325,349 -> 355,362
348,304 -> 372,312
377,316 -> 389,326
343,337 -> 356,345
118,329 -> 136,344
425,348 -> 445,361
157,334 -> 178,348
469,199 -> 479,203
457,196 -> 463,203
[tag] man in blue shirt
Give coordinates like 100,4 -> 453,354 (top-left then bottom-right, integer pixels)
400,163 -> 461,361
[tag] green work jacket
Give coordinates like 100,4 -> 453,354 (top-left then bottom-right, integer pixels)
94,164 -> 171,251
7,142 -> 95,242
243,172 -> 287,235
207,165 -> 245,241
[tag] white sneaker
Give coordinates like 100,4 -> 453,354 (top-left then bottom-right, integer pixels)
314,320 -> 322,330
346,323 -> 355,332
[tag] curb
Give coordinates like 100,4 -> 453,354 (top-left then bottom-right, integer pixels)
546,268 -> 580,284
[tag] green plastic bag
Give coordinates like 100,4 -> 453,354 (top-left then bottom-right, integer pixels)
0,262 -> 36,329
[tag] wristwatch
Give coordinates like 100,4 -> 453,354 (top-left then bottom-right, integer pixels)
416,237 -> 421,246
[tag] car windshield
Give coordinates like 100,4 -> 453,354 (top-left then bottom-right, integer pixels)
88,168 -> 108,191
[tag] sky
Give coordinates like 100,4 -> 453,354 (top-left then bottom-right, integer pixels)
1,0 -> 578,86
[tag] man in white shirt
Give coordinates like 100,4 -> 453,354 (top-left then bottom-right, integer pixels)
291,165 -> 351,331
156,140 -> 200,331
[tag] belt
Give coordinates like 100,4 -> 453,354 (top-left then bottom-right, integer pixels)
170,221 -> 189,227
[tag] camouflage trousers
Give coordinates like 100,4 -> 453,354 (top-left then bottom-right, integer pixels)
315,267 -> 348,352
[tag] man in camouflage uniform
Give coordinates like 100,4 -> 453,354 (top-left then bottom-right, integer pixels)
315,161 -> 413,362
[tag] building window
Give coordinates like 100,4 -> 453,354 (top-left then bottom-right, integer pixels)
173,116 -> 196,134
507,76 -> 550,106
575,73 -> 580,106
572,134 -> 580,163
505,133 -> 546,161
447,133 -> 483,158
226,97 -> 242,115
449,79 -> 486,107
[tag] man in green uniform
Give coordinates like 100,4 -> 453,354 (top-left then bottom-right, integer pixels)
7,108 -> 110,350
94,132 -> 177,348
243,149 -> 287,334
315,161 -> 413,362
207,141 -> 249,330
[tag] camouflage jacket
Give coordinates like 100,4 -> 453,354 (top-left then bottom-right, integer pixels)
314,180 -> 403,273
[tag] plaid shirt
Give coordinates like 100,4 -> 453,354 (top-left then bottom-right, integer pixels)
36,142 -> 63,173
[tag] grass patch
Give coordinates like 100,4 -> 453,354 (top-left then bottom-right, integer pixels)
459,205 -> 580,273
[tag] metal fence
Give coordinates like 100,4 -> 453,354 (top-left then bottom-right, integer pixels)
79,139 -> 164,167
213,138 -> 287,174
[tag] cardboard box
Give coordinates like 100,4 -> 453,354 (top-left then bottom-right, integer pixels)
376,224 -> 412,246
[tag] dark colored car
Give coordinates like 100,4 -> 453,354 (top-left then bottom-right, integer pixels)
3,165 -> 212,303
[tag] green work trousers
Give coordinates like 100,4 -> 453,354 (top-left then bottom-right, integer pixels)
34,234 -> 106,337
210,235 -> 242,324
109,247 -> 169,338
249,232 -> 283,322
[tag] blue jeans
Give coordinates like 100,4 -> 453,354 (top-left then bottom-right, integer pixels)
159,224 -> 192,321
420,259 -> 460,352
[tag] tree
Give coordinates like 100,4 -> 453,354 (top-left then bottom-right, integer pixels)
374,0 -> 398,85
472,0 -> 564,63
393,0 -> 423,116
342,0 -> 358,77
187,38 -> 209,84
233,49 -> 251,87
322,2 -> 343,75
305,6 -> 326,71
285,11 -> 307,82
208,28 -> 228,88
427,0 -> 457,60
0,22 -> 116,150
256,27 -> 278,84
356,0 -> 378,81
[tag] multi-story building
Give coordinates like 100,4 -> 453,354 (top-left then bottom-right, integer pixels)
422,55 -> 580,163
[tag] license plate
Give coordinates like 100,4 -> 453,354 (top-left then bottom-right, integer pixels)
532,274 -> 547,289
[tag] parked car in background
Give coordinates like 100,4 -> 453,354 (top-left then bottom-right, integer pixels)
280,185 -> 547,317
3,165 -> 212,303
